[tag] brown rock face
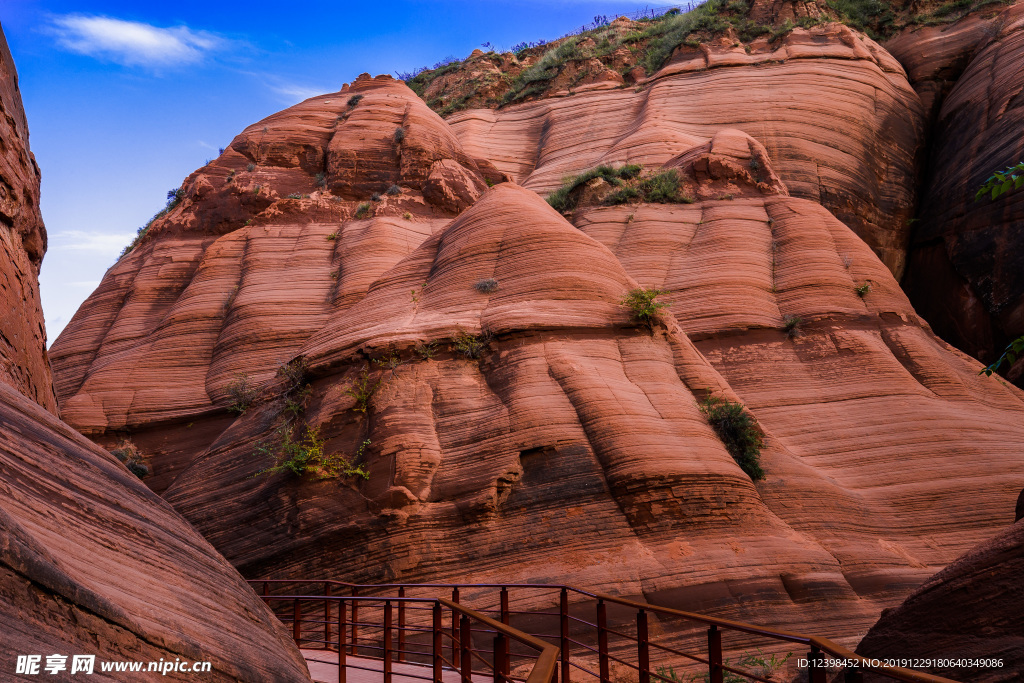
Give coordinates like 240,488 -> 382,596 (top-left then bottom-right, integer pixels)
0,29 -> 54,412
449,24 -> 924,278
50,93 -> 1024,647
856,520 -> 1024,681
894,4 -> 1024,379
0,27 -> 310,680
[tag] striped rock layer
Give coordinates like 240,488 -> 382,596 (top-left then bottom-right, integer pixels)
49,27 -> 1024,649
0,25 -> 311,682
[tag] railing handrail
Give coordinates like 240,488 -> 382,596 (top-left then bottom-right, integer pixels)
250,579 -> 960,683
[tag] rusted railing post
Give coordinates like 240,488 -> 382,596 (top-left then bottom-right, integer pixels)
500,587 -> 510,667
460,614 -> 473,683
325,583 -> 332,650
808,646 -> 826,683
351,587 -> 359,656
338,600 -> 347,683
844,663 -> 864,683
560,588 -> 570,683
493,632 -> 509,683
384,601 -> 393,683
637,609 -> 649,683
293,599 -> 302,648
432,602 -> 443,683
707,625 -> 723,683
597,599 -> 609,683
398,587 -> 406,663
452,587 -> 461,668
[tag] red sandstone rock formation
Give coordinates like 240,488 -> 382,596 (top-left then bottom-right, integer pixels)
48,68 -> 1024,649
0,29 -> 54,412
893,4 -> 1024,382
856,519 -> 1024,681
449,23 -> 924,278
0,26 -> 311,681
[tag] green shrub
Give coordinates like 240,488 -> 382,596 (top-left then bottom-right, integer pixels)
547,164 -> 645,213
256,425 -> 369,480
782,315 -> 802,338
855,282 -> 871,297
315,172 -> 327,188
345,365 -> 381,413
326,232 -> 338,241
226,374 -> 260,414
109,440 -> 150,479
415,341 -> 438,359
638,169 -> 686,203
355,202 -> 372,218
393,127 -> 406,143
453,329 -> 488,358
605,186 -> 640,205
387,184 -> 402,195
621,287 -> 668,324
699,396 -> 765,481
371,192 -> 382,202
976,161 -> 1024,201
347,94 -> 363,107
287,193 -> 302,199
402,212 -> 412,220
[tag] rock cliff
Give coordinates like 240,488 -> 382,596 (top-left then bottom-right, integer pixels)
857,519 -> 1024,681
48,63 -> 1024,648
0,25 -> 310,681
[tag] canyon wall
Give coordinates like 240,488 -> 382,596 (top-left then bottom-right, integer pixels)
0,25 -> 311,681
48,56 -> 1024,650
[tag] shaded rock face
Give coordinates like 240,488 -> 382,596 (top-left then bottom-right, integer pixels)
0,29 -> 54,412
449,23 -> 924,278
856,520 -> 1024,682
50,75 -> 1024,648
892,4 -> 1024,380
0,27 -> 311,681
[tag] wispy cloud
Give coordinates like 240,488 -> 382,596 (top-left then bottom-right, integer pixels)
47,15 -> 224,67
268,81 -> 330,104
55,230 -> 135,254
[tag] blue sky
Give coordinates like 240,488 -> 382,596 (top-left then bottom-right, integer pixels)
2,1 -> 671,342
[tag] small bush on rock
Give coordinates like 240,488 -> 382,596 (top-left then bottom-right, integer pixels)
699,396 -> 766,481
474,278 -> 499,293
226,374 -> 260,414
621,287 -> 668,324
453,329 -> 489,359
110,440 -> 150,479
355,203 -> 371,218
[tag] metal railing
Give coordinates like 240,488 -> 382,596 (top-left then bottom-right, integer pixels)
251,580 -> 960,683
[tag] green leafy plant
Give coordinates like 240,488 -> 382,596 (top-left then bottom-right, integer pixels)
453,329 -> 488,359
982,336 -> 1024,376
783,315 -> 802,339
355,202 -> 372,218
226,373 -> 260,414
287,193 -> 302,199
326,232 -> 338,241
546,164 -> 644,213
976,162 -> 1024,201
855,282 -> 871,297
621,287 -> 668,324
700,395 -> 765,481
345,365 -> 381,413
415,341 -> 438,360
256,425 -> 369,480
402,212 -> 412,220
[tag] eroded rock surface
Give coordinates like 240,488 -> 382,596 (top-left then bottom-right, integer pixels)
0,27 -> 311,681
49,85 -> 1024,648
895,4 -> 1024,381
0,29 -> 54,412
857,519 -> 1024,682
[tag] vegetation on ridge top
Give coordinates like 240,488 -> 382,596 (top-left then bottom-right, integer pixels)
399,0 -> 1012,119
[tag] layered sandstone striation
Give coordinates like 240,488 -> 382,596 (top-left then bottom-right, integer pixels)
0,26 -> 311,680
894,4 -> 1024,381
857,519 -> 1024,681
49,66 -> 1024,648
449,23 -> 924,277
0,29 -> 54,411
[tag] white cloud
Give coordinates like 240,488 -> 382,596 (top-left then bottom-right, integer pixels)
268,82 -> 329,103
48,14 -> 223,67
55,230 -> 135,254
